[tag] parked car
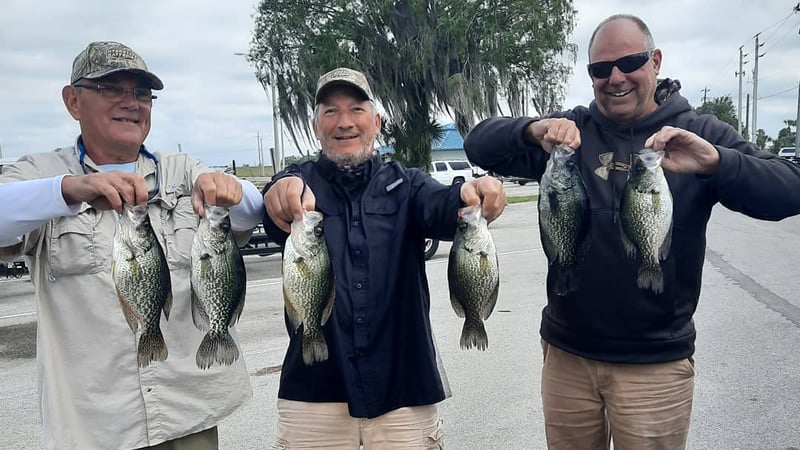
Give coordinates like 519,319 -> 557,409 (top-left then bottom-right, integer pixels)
430,160 -> 479,185
777,147 -> 799,163
497,175 -> 535,186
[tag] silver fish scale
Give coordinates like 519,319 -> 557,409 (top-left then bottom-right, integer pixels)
621,152 -> 673,293
112,204 -> 172,367
538,145 -> 591,295
447,205 -> 499,350
190,205 -> 246,369
282,210 -> 334,365
283,238 -> 332,333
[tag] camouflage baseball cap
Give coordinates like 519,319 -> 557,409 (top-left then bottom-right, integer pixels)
70,41 -> 164,90
315,67 -> 374,104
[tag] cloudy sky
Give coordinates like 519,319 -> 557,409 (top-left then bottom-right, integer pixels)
1,0 -> 798,167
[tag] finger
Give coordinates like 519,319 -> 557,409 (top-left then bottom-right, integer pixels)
265,190 -> 292,233
130,173 -> 149,206
459,181 -> 481,208
192,189 -> 206,218
301,188 -> 317,213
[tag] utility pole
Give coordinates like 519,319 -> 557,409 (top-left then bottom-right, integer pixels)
177,144 -> 182,153
735,46 -> 748,134
795,80 -> 799,153
257,131 -> 265,177
700,87 -> 710,104
752,33 -> 764,140
745,93 -> 751,141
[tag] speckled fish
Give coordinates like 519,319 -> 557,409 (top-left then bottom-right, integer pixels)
190,205 -> 247,369
112,203 -> 172,368
620,148 -> 673,294
447,204 -> 499,350
538,144 -> 591,295
282,210 -> 334,366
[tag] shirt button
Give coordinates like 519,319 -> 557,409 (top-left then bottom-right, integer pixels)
353,220 -> 360,227
354,249 -> 361,256
356,317 -> 364,324
355,282 -> 363,289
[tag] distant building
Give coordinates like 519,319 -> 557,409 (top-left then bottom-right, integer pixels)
376,123 -> 468,161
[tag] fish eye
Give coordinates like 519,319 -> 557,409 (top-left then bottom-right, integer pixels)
313,225 -> 324,238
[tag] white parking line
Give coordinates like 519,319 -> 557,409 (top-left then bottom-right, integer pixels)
0,312 -> 36,320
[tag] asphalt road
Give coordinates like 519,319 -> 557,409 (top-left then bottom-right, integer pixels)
2,182 -> 800,449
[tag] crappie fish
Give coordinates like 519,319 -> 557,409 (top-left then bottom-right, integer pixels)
283,210 -> 334,365
190,205 -> 247,369
538,144 -> 591,295
620,148 -> 673,294
447,204 -> 499,351
112,203 -> 172,368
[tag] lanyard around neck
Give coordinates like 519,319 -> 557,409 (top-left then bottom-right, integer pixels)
77,138 -> 161,200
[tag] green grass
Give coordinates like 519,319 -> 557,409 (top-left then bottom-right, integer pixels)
507,195 -> 538,204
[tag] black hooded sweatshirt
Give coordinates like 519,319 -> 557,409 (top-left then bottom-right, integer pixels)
465,79 -> 800,363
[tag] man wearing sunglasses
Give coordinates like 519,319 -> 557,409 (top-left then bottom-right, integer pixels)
0,41 -> 264,449
464,14 -> 800,450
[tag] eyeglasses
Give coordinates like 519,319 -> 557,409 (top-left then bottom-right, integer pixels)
587,50 -> 653,79
73,83 -> 157,104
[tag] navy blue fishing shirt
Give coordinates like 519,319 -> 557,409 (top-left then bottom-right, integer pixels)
262,153 -> 463,418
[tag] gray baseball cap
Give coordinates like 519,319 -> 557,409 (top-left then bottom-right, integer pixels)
70,41 -> 164,90
315,67 -> 374,104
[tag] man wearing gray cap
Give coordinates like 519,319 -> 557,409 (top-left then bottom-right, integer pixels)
0,41 -> 262,449
261,67 -> 507,448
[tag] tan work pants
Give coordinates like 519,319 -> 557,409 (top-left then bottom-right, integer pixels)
271,400 -> 443,449
542,341 -> 694,450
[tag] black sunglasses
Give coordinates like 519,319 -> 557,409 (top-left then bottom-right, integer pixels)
587,50 -> 653,79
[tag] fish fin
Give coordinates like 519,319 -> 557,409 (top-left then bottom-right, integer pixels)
196,331 -> 240,370
228,278 -> 247,328
116,290 -> 139,334
553,265 -> 580,296
162,292 -> 173,321
539,226 -> 558,263
637,263 -> 664,294
619,222 -> 637,259
320,282 -> 335,326
191,290 -> 210,332
302,329 -> 329,365
283,287 -> 302,332
660,225 -> 673,261
460,318 -> 488,351
137,327 -> 168,368
482,277 -> 500,320
447,250 -> 466,318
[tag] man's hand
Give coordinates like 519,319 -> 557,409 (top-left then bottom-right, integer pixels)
61,171 -> 149,213
263,177 -> 317,233
645,126 -> 720,174
525,118 -> 582,153
460,176 -> 506,223
192,172 -> 244,217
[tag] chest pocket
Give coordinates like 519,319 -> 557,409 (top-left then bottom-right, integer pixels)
48,206 -> 111,277
363,185 -> 405,244
160,194 -> 197,269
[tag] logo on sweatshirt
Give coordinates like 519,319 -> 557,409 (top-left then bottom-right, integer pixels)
593,152 -> 630,180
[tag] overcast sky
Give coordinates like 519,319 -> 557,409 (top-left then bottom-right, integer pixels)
1,0 -> 798,167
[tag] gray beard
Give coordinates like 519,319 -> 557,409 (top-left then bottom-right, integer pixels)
325,149 -> 375,167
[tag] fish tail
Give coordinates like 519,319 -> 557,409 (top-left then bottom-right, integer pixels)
196,330 -> 240,370
302,329 -> 329,366
137,328 -> 168,368
554,264 -> 580,296
460,318 -> 488,351
638,263 -> 664,294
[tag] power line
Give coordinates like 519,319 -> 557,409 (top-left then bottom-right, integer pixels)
758,85 -> 797,101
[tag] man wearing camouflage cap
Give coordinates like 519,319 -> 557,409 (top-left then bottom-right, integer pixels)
0,41 -> 263,449
261,67 -> 507,448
